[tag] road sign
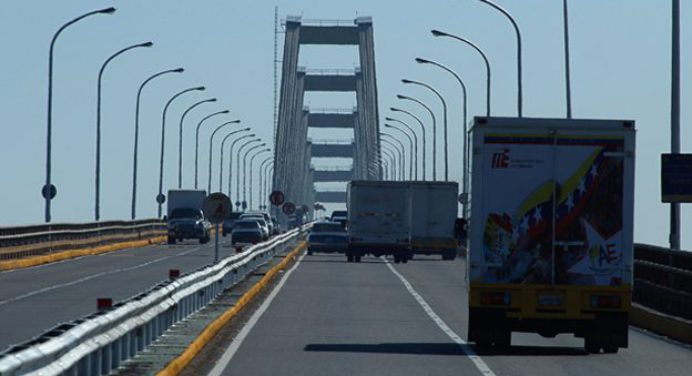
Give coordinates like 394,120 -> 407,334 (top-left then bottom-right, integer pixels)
41,184 -> 57,200
235,201 -> 241,208
241,201 -> 247,210
202,192 -> 232,224
270,190 -> 285,206
156,193 -> 166,204
282,201 -> 296,215
458,193 -> 468,205
662,153 -> 692,203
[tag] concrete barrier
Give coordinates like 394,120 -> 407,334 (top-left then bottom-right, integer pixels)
630,303 -> 692,345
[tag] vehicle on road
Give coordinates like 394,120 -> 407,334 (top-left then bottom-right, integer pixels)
307,221 -> 348,255
231,219 -> 264,246
330,210 -> 348,228
347,181 -> 411,263
247,210 -> 274,234
222,212 -> 242,237
166,190 -> 211,244
240,213 -> 270,240
409,181 -> 459,261
466,116 -> 635,353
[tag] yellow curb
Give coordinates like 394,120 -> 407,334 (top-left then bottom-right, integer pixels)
630,303 -> 692,345
0,235 -> 167,271
157,241 -> 307,376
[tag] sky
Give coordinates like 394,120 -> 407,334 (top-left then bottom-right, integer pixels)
0,0 -> 690,250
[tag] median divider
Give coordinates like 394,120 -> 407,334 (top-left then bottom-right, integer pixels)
0,235 -> 166,271
156,240 -> 306,376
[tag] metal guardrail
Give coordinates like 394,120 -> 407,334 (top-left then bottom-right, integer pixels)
0,225 -> 309,376
0,220 -> 166,261
633,243 -> 692,320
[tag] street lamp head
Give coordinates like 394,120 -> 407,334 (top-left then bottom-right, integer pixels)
250,133 -> 256,137
194,86 -> 206,91
230,120 -> 241,124
385,116 -> 395,121
208,98 -> 217,102
415,57 -> 430,64
243,127 -> 251,131
140,42 -> 154,48
402,79 -> 413,84
173,67 -> 184,73
431,29 -> 447,37
396,94 -> 408,100
100,7 -> 116,14
384,124 -> 392,128
259,143 -> 266,146
263,148 -> 271,152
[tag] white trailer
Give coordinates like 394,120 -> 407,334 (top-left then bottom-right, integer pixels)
467,117 -> 635,353
347,181 -> 411,263
409,181 -> 459,260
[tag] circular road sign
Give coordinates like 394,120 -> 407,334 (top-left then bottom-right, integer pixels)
41,184 -> 57,200
203,192 -> 232,224
156,193 -> 166,204
269,190 -> 285,206
458,192 -> 468,205
282,201 -> 296,215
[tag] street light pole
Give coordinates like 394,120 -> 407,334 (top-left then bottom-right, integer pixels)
95,41 -> 152,221
431,29 -> 491,117
258,156 -> 273,209
219,128 -> 251,192
207,120 -> 241,193
249,149 -> 271,209
195,110 -> 229,189
227,134 -> 255,197
397,95 -> 437,180
45,6 -> 116,223
670,0 -> 681,250
263,162 -> 275,208
385,117 -> 419,180
415,58 -> 469,215
402,79 -> 449,181
477,0 -> 523,117
381,136 -> 406,181
157,86 -> 205,217
390,108 -> 427,180
242,143 -> 266,206
235,139 -> 261,208
563,0 -> 572,118
131,67 -> 183,219
178,98 -> 217,188
385,124 -> 415,181
381,147 -> 398,181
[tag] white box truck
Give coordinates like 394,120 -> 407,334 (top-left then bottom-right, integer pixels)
347,181 -> 411,263
467,117 -> 635,353
166,189 -> 211,244
409,181 -> 459,260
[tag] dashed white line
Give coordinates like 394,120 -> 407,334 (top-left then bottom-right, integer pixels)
384,258 -> 496,376
0,246 -> 203,307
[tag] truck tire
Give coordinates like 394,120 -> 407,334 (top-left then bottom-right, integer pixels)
355,254 -> 362,263
307,250 -> 313,255
347,255 -> 354,263
584,334 -> 602,354
167,236 -> 176,245
199,234 -> 210,244
393,254 -> 401,264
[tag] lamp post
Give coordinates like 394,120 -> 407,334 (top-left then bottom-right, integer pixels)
381,137 -> 405,181
381,146 -> 398,181
95,41 -> 152,221
227,134 -> 256,197
389,108 -> 427,180
219,128 -> 251,192
263,161 -> 275,209
207,120 -> 241,193
397,94 -> 437,180
131,67 -> 183,219
248,149 -> 271,209
194,110 -> 229,189
476,0 -> 523,117
671,0 -> 681,249
562,0 -> 572,118
385,125 -> 415,181
431,29 -> 491,117
384,119 -> 419,180
241,143 -> 266,207
235,138 -> 261,208
258,156 -> 273,209
178,98 -> 216,188
45,6 -> 116,223
415,57 -> 469,215
402,78 -> 448,181
157,86 -> 205,217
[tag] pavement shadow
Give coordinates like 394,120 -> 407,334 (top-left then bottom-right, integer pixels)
304,342 -> 464,356
472,345 -> 588,356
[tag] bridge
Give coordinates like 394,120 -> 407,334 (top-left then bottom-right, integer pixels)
1,4 -> 692,376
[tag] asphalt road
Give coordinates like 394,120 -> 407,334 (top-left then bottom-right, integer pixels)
210,253 -> 692,376
0,237 -> 235,351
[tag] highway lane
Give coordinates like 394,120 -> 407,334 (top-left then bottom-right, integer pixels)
0,237 -> 235,350
209,253 -> 692,376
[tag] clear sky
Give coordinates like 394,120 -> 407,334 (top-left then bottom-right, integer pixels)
0,0 -> 690,250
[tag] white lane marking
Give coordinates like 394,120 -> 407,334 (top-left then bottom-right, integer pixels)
208,253 -> 305,376
0,246 -> 203,307
384,258 -> 496,376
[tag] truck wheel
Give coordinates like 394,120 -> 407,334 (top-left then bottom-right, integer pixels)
584,335 -> 602,354
307,250 -> 313,255
393,254 -> 401,264
347,255 -> 354,263
355,254 -> 362,263
167,236 -> 176,245
402,256 -> 409,264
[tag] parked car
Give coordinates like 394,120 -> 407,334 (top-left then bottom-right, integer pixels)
231,220 -> 264,246
307,221 -> 348,255
222,212 -> 243,237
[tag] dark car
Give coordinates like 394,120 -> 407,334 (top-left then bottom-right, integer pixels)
223,212 -> 243,237
330,210 -> 348,228
307,221 -> 348,255
167,208 -> 211,244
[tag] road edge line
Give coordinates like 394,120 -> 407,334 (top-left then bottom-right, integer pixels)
156,241 -> 306,376
0,236 -> 167,271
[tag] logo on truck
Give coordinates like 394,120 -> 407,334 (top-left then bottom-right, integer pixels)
491,149 -> 510,168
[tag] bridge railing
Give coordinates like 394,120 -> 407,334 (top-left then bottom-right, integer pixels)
633,243 -> 692,320
0,220 -> 166,261
0,225 -> 309,376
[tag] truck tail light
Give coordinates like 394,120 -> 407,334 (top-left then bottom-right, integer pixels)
590,295 -> 621,309
480,292 -> 511,306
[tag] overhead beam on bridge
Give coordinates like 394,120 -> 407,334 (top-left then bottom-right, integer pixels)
311,142 -> 354,158
313,168 -> 354,182
307,110 -> 356,129
314,190 -> 347,203
304,71 -> 357,92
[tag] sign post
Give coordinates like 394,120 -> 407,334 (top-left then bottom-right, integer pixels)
661,153 -> 692,203
202,192 -> 232,263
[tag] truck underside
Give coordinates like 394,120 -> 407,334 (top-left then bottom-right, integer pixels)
347,244 -> 412,263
